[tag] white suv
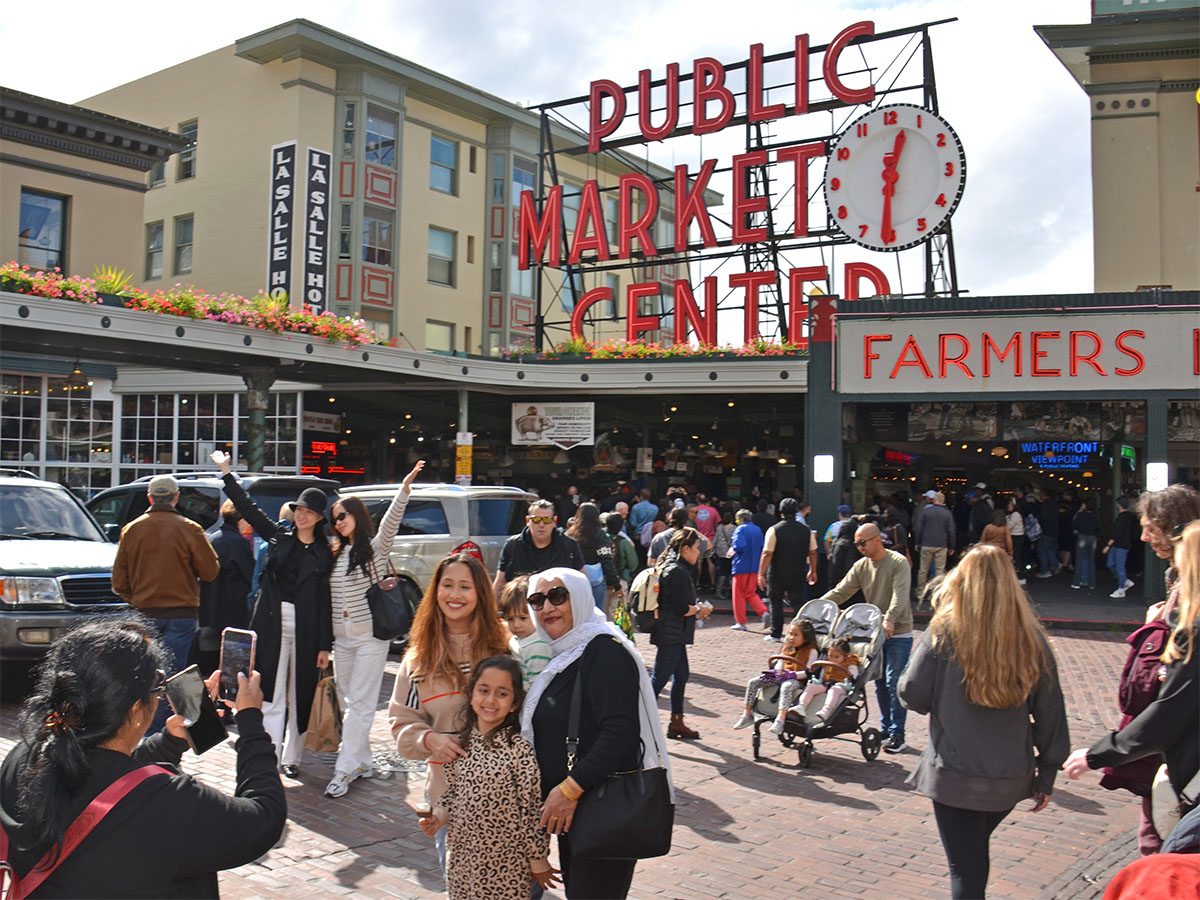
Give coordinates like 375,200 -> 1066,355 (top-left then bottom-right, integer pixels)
346,483 -> 536,606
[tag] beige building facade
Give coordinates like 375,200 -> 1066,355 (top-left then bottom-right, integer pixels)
1038,5 -> 1200,292
82,20 -> 685,357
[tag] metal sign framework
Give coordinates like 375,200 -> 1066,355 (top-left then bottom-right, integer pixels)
529,18 -> 961,351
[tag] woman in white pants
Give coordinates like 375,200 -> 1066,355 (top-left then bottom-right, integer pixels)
324,460 -> 425,798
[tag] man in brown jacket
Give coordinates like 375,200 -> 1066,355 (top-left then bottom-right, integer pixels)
112,474 -> 219,729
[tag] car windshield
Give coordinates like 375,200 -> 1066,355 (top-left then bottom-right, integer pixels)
0,484 -> 104,541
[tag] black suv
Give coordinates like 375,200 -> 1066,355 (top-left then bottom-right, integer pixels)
87,472 -> 340,536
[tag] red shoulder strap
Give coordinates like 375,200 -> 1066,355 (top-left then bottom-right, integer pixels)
5,764 -> 170,900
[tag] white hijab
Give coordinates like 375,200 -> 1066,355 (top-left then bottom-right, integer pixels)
519,568 -> 673,796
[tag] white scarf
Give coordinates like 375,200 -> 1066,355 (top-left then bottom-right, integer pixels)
519,568 -> 673,798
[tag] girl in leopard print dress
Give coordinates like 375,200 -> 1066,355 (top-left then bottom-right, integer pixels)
419,656 -> 557,899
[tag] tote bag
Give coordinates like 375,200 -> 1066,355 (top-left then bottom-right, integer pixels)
366,556 -> 416,641
304,670 -> 343,752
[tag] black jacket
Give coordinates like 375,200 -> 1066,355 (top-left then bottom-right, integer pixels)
200,524 -> 254,633
0,710 -> 284,898
498,527 -> 585,580
650,554 -> 697,647
531,635 -> 641,795
766,519 -> 812,584
1087,621 -> 1200,800
1110,510 -> 1135,550
223,474 -> 332,734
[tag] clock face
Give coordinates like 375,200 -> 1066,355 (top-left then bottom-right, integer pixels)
823,103 -> 966,253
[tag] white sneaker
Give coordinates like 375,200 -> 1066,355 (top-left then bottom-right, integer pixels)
730,623 -> 747,631
768,718 -> 785,736
1016,578 -> 1027,585
325,771 -> 355,798
733,714 -> 753,730
1110,588 -> 1126,598
351,764 -> 374,780
764,635 -> 782,643
1124,579 -> 1135,590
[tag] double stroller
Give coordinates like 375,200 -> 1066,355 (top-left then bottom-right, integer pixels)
749,599 -> 886,767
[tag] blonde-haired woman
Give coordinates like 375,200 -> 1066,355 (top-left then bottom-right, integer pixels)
898,544 -> 1069,899
388,552 -> 512,872
1064,519 -> 1200,843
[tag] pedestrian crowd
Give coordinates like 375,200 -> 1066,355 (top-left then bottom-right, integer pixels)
1,470 -> 1196,899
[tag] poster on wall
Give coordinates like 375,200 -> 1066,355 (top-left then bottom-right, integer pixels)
856,404 -> 909,443
908,402 -> 997,441
636,447 -> 654,473
267,141 -> 297,301
302,148 -> 331,312
1169,400 -> 1200,442
511,402 -> 594,449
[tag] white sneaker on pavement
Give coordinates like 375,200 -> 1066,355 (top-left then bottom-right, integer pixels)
1110,588 -> 1126,598
730,623 -> 747,631
1124,579 -> 1135,590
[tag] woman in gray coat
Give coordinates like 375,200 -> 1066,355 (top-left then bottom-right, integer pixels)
898,544 -> 1069,899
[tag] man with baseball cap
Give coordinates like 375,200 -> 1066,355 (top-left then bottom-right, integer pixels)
112,473 -> 220,731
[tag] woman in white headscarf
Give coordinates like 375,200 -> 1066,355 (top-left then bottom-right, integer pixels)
520,568 -> 671,900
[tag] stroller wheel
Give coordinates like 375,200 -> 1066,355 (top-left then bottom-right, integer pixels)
862,727 -> 883,761
797,741 -> 813,768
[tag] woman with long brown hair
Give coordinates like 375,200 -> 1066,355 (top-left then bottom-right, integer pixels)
898,544 -> 1069,899
565,501 -> 620,613
387,552 -> 511,872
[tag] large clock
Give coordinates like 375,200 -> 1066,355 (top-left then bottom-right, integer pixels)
822,103 -> 966,253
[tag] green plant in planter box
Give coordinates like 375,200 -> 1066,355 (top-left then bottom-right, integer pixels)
92,265 -> 133,294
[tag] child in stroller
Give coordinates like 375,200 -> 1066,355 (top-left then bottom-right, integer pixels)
770,638 -> 860,734
732,620 -> 819,730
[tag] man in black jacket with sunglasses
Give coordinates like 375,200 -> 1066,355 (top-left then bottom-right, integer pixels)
493,499 -> 586,595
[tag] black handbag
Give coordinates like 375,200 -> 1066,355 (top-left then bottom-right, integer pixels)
366,556 -> 414,641
565,670 -> 674,860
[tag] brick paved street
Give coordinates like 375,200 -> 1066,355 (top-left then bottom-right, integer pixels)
0,615 -> 1146,900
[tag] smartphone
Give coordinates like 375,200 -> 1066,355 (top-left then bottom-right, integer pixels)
164,665 -> 228,754
219,627 -> 256,701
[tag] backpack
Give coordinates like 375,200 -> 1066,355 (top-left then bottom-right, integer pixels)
628,565 -> 663,632
1024,513 -> 1042,542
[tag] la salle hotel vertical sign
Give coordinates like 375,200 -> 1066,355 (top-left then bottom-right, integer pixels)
267,141 -> 296,301
303,148 -> 331,312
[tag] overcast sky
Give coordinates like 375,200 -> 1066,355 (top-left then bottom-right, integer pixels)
1,0 -> 1094,321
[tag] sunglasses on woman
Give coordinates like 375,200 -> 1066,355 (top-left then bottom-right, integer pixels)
332,511 -> 352,524
527,586 -> 571,610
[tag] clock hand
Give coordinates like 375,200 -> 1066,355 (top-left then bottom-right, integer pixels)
880,129 -> 906,244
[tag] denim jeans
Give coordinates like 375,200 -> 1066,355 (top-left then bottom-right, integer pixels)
1073,535 -> 1097,587
651,642 -> 690,714
1107,547 -> 1129,587
1036,534 -> 1059,574
875,633 -> 913,740
148,616 -> 197,733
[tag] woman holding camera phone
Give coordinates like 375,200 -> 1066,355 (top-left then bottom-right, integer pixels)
212,450 -> 332,778
0,617 -> 285,898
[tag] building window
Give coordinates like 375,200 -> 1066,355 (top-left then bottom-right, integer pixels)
562,184 -> 581,232
605,194 -> 619,233
177,120 -> 197,180
510,243 -> 533,298
491,154 -> 506,204
365,105 -> 397,168
338,204 -> 352,260
605,274 -> 619,318
145,222 -> 164,280
18,189 -> 66,270
425,320 -> 455,353
489,241 -> 502,293
467,235 -> 475,265
430,135 -> 457,194
561,270 -> 583,313
362,205 -> 393,267
428,227 -> 456,287
148,160 -> 166,188
173,215 -> 193,275
469,145 -> 477,174
341,102 -> 356,157
512,157 -> 535,209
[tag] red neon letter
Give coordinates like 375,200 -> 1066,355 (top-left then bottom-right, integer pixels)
638,64 -> 679,141
938,334 -> 974,378
786,266 -> 828,344
517,185 -> 561,270
748,43 -> 785,123
1115,330 -> 1146,376
673,277 -> 717,345
1031,331 -> 1062,376
1194,329 -> 1200,375
568,181 -> 610,265
844,261 -> 890,301
626,282 -> 660,341
823,21 -> 876,106
732,151 -> 769,244
730,271 -> 776,343
693,57 -> 735,135
674,159 -> 717,251
863,334 -> 892,379
569,287 -> 611,340
889,335 -> 933,379
618,173 -> 658,259
1069,331 -> 1106,376
777,142 -> 826,237
795,34 -> 810,115
588,79 -> 626,153
981,332 -> 1022,377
